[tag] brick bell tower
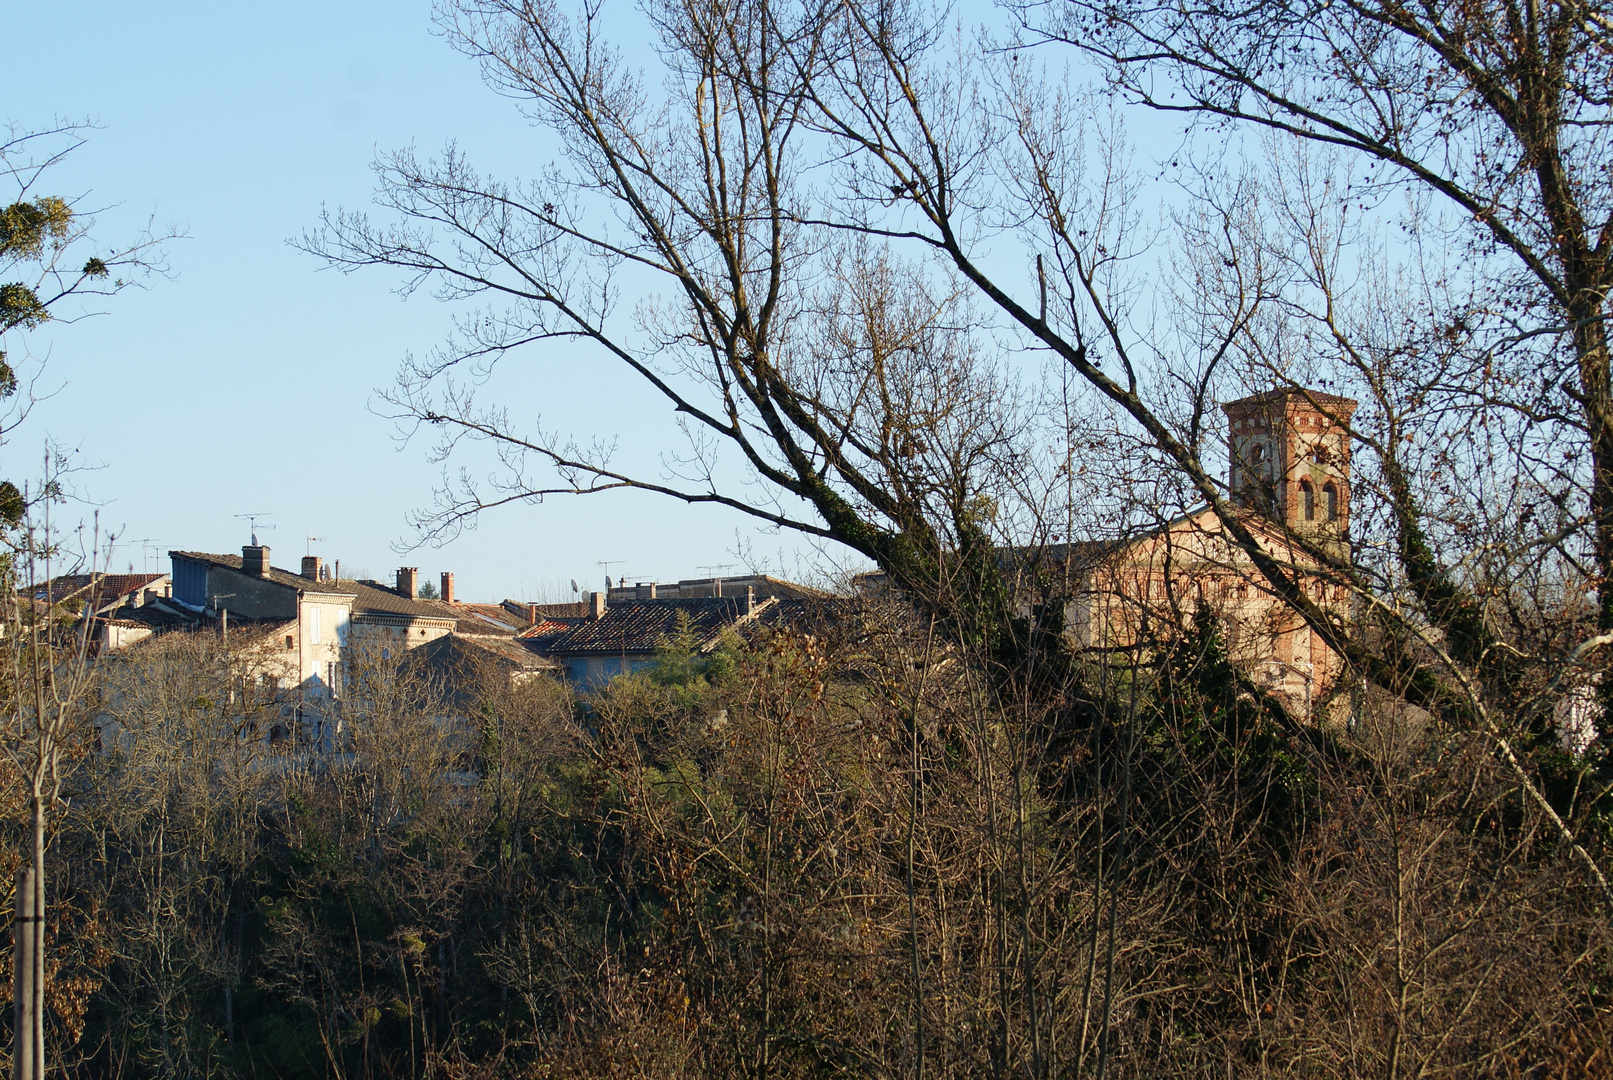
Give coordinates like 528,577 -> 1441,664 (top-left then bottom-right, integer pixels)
1223,388 -> 1357,552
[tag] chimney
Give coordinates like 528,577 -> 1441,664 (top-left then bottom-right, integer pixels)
397,567 -> 419,600
301,555 -> 323,581
527,602 -> 539,625
441,572 -> 455,604
746,584 -> 755,615
242,545 -> 271,578
589,591 -> 606,621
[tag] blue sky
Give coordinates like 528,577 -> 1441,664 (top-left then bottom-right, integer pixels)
7,2 -> 841,602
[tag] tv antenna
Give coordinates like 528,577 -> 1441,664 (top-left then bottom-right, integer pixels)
133,538 -> 161,575
698,563 -> 737,576
306,534 -> 328,556
235,513 -> 276,545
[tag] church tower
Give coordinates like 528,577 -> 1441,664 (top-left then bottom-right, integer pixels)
1222,388 -> 1356,548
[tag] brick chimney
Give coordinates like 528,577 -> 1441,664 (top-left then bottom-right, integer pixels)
397,567 -> 419,599
301,556 -> 323,581
440,572 -> 455,604
527,602 -> 539,625
589,591 -> 606,621
242,545 -> 271,578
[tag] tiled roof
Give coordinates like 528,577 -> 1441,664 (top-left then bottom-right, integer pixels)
426,602 -> 526,635
538,597 -> 775,657
407,634 -> 557,700
1222,388 -> 1357,411
170,552 -> 453,621
501,599 -> 593,622
25,573 -> 167,606
112,602 -> 203,631
453,634 -> 557,670
517,618 -> 584,648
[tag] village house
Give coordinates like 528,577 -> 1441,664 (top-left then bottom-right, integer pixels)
167,548 -> 461,699
532,588 -> 783,689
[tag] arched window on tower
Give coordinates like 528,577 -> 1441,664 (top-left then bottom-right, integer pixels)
1300,478 -> 1316,521
1323,481 -> 1339,521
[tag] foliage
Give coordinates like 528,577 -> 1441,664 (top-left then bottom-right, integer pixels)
9,601 -> 1597,1078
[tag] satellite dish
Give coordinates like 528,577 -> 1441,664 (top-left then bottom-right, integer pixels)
570,579 -> 579,594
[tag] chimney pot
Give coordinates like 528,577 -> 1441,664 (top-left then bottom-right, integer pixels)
441,572 -> 455,604
242,545 -> 272,578
746,584 -> 755,615
397,567 -> 420,600
589,591 -> 606,621
301,555 -> 323,581
527,602 -> 539,625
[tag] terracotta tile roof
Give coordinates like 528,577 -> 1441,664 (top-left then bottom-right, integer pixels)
517,618 -> 584,649
1222,388 -> 1358,411
500,599 -> 593,623
425,602 -> 526,635
452,634 -> 558,670
539,597 -> 775,657
25,573 -> 167,607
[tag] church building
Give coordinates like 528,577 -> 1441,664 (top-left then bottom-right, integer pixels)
1059,387 -> 1358,718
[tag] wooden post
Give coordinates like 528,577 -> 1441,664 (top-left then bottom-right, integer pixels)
13,867 -> 33,1080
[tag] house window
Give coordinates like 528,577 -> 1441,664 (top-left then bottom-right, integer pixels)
285,634 -> 294,650
309,607 -> 321,645
326,661 -> 339,699
1300,478 -> 1316,521
1323,481 -> 1339,520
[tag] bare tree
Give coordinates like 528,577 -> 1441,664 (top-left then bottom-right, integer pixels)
1014,0 -> 1613,700
305,0 -> 1049,655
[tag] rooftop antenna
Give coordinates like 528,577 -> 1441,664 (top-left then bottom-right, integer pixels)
133,538 -> 160,575
306,534 -> 328,556
235,513 -> 275,546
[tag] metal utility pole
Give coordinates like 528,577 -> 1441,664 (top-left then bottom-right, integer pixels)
13,866 -> 37,1080
212,594 -> 236,640
699,563 -> 737,596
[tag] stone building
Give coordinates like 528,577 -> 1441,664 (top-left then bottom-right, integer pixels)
1054,387 -> 1358,717
168,548 -> 459,701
